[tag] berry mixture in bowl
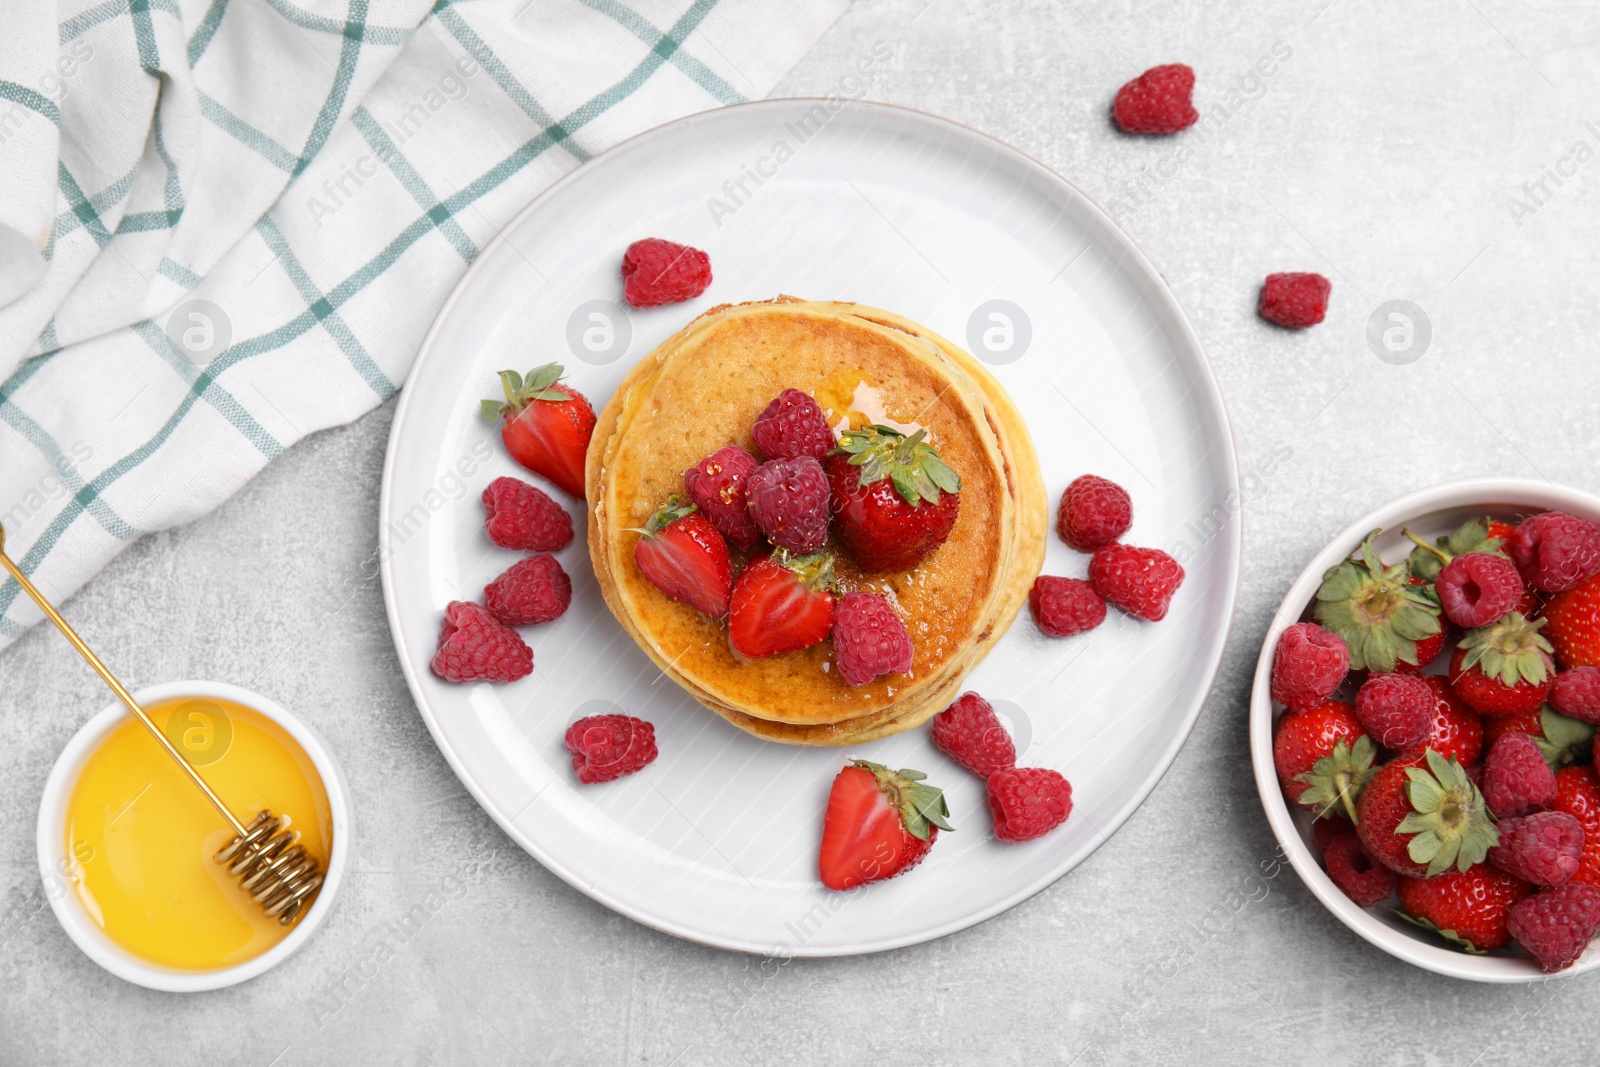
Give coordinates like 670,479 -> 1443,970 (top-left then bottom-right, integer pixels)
1251,479 -> 1600,981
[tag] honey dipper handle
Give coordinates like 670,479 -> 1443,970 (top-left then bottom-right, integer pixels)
0,527 -> 247,836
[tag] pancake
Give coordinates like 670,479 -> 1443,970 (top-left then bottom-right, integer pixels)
586,298 -> 1045,745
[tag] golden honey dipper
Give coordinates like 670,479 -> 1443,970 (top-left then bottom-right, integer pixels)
0,525 -> 323,924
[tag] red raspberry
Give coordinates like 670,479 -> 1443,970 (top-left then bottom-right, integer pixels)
1258,272 -> 1331,329
1312,814 -> 1353,853
1353,672 -> 1433,750
564,714 -> 657,784
745,456 -> 830,554
932,693 -> 1016,778
831,591 -> 913,686
1271,622 -> 1350,709
1056,474 -> 1132,551
1436,551 -> 1525,628
683,445 -> 763,551
484,553 -> 571,627
1323,831 -> 1397,907
1483,732 -> 1559,817
1490,811 -> 1585,887
751,388 -> 835,462
1508,882 -> 1600,972
430,601 -> 533,683
482,476 -> 573,552
1552,667 -> 1600,724
1111,63 -> 1197,135
1028,576 -> 1106,637
1398,676 -> 1484,767
620,238 -> 711,308
1088,543 -> 1184,621
987,766 -> 1073,841
1511,512 -> 1600,594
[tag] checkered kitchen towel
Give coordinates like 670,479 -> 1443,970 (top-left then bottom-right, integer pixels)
0,0 -> 847,649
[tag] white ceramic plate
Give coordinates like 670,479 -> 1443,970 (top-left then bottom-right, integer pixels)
1250,477 -> 1600,982
379,100 -> 1240,955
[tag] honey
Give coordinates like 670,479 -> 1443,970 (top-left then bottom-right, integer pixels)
63,696 -> 332,970
813,369 -> 923,437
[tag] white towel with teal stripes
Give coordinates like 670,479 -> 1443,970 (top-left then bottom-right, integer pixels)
0,0 -> 847,649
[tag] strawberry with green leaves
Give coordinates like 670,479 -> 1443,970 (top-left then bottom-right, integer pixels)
632,497 -> 732,617
1356,749 -> 1499,878
729,552 -> 836,658
1272,699 -> 1369,813
818,760 -> 952,890
825,425 -> 961,573
1397,864 -> 1531,953
1448,612 -> 1555,717
481,363 -> 596,499
1314,531 -> 1442,673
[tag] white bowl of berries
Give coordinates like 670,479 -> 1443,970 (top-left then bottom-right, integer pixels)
1251,478 -> 1600,982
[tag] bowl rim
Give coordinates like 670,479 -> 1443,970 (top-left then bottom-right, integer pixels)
1249,476 -> 1600,984
36,679 -> 351,992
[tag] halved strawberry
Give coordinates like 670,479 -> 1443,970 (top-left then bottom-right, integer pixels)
819,760 -> 952,891
632,497 -> 731,617
729,551 -> 836,658
481,363 -> 596,499
826,425 -> 961,573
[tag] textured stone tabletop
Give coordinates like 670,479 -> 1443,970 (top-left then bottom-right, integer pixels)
5,1 -> 1600,1063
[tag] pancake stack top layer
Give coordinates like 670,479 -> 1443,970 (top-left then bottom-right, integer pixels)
588,298 -> 1046,745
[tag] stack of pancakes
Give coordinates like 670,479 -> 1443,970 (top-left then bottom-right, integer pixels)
587,299 -> 1045,745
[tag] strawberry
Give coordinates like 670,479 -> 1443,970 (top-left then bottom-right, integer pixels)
1448,612 -> 1555,716
1396,864 -> 1531,953
818,760 -> 952,890
481,363 -> 596,499
728,552 -> 836,658
1315,532 -> 1443,673
825,425 -> 961,573
1548,766 -> 1600,889
1542,572 -> 1600,669
1272,699 -> 1367,809
1392,631 -> 1445,675
1397,675 -> 1484,767
1355,750 -> 1499,878
632,497 -> 732,617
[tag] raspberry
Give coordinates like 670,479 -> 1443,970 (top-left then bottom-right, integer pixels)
1028,576 -> 1106,637
1552,667 -> 1600,724
1111,63 -> 1198,135
832,591 -> 913,686
1258,272 -> 1331,329
1508,882 -> 1600,972
484,553 -> 571,627
1056,474 -> 1132,551
683,444 -> 763,551
1483,732 -> 1559,817
1323,831 -> 1397,907
745,456 -> 830,554
1490,811 -> 1585,887
1354,673 -> 1433,750
620,237 -> 712,308
564,714 -> 657,784
1511,512 -> 1600,594
1271,622 -> 1351,709
1088,543 -> 1184,621
751,388 -> 835,462
1436,551 -> 1525,628
932,693 -> 1016,778
987,766 -> 1073,841
482,476 -> 573,552
430,601 -> 533,683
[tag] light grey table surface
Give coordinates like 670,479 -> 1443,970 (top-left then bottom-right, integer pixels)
5,1 -> 1600,1063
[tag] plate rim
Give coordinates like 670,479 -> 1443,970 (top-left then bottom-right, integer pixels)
1248,475 -> 1600,983
378,97 -> 1244,956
